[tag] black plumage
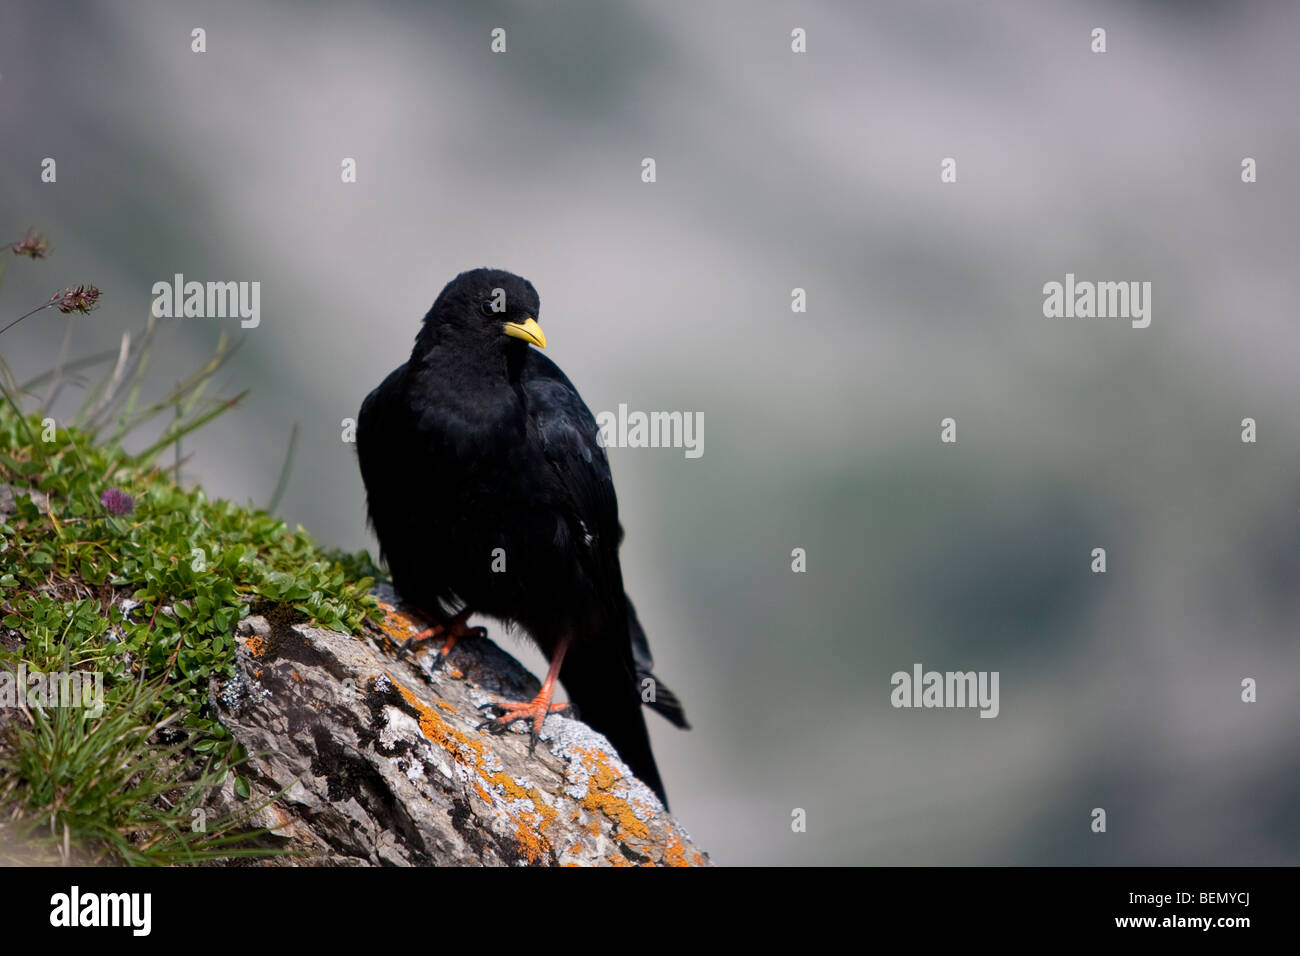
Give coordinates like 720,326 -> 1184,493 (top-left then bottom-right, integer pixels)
356,268 -> 687,804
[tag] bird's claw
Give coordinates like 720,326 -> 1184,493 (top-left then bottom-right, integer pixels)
396,617 -> 484,665
474,695 -> 570,745
428,626 -> 485,669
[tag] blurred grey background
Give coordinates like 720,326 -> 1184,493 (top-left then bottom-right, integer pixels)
3,0 -> 1299,865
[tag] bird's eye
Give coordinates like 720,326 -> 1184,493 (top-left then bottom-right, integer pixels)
480,300 -> 498,317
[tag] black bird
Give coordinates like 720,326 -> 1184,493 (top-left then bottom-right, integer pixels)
357,268 -> 688,804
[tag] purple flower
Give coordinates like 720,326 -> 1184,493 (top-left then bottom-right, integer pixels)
52,284 -> 101,314
10,231 -> 50,259
100,488 -> 135,516
0,282 -> 102,338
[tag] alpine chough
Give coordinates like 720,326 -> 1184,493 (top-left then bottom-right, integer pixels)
357,268 -> 688,804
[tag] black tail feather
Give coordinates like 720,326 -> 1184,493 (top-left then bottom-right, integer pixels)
626,597 -> 690,729
636,669 -> 691,729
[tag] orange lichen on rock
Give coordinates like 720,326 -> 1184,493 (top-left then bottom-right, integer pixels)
245,634 -> 266,658
510,809 -> 549,862
661,835 -> 692,868
531,791 -> 559,837
391,675 -> 469,755
386,674 -> 560,863
575,748 -> 650,841
478,769 -> 559,863
375,602 -> 423,646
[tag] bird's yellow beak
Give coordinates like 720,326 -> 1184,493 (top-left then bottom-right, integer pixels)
502,317 -> 546,349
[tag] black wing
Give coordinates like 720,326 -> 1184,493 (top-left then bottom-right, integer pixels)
522,351 -> 688,728
521,352 -> 626,618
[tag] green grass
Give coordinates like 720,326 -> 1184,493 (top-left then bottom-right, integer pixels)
0,405 -> 383,729
0,231 -> 384,864
0,675 -> 281,866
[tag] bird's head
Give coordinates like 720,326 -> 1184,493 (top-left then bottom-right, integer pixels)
421,268 -> 546,352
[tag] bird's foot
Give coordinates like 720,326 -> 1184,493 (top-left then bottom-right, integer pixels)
400,612 -> 485,667
477,694 -> 571,753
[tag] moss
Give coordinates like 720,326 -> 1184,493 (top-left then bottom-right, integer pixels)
0,408 -> 382,733
0,405 -> 383,862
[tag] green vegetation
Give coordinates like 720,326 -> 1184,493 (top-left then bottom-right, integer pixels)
0,229 -> 383,863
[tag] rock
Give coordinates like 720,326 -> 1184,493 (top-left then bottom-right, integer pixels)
208,586 -> 707,867
0,483 -> 48,517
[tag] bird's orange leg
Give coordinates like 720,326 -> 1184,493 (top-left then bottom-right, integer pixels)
478,633 -> 572,751
400,607 -> 484,665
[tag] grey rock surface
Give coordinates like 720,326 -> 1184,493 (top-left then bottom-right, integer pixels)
208,586 -> 707,867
